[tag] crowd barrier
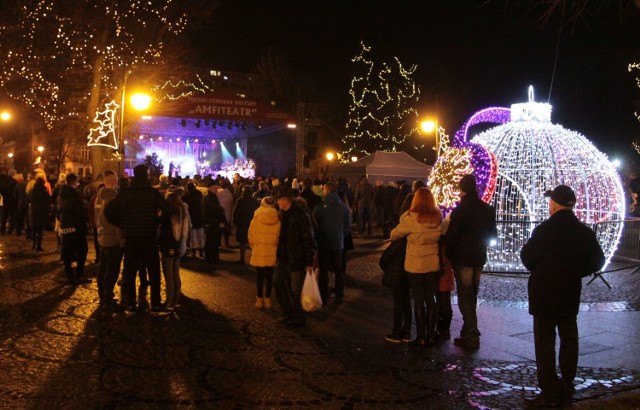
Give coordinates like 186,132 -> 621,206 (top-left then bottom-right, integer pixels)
484,218 -> 640,289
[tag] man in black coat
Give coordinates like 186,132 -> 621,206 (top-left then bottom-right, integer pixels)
521,185 -> 604,408
104,164 -> 170,315
274,186 -> 316,328
445,174 -> 497,350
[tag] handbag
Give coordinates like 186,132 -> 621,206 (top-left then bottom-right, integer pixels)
301,269 -> 323,312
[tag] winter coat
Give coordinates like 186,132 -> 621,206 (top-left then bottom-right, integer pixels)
355,180 -> 374,209
390,211 -> 442,274
182,188 -> 204,229
28,181 -> 51,228
202,192 -> 227,227
103,178 -> 169,240
312,192 -> 351,251
233,196 -> 259,243
215,188 -> 234,227
159,203 -> 191,257
521,209 -> 605,318
445,194 -> 497,267
95,187 -> 124,247
379,237 -> 409,289
248,198 -> 281,267
277,202 -> 317,271
58,184 -> 88,235
300,188 -> 321,211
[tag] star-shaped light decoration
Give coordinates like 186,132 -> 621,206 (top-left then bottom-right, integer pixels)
87,101 -> 120,149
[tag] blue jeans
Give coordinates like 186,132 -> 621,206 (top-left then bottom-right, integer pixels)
453,265 -> 483,341
274,262 -> 305,325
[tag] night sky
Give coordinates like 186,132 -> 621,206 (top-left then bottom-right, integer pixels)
190,1 -> 640,160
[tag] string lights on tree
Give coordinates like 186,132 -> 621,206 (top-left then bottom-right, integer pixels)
0,0 -> 215,173
341,42 -> 420,159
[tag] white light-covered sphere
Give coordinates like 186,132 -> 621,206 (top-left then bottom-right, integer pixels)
471,98 -> 625,272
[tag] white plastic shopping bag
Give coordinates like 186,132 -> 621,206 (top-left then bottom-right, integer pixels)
301,268 -> 323,312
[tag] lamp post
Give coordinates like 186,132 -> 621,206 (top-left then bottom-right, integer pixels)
325,152 -> 335,180
117,72 -> 151,174
0,110 -> 10,167
420,119 -> 441,161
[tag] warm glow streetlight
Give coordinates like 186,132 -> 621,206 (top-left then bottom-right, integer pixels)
326,152 -> 335,161
129,93 -> 152,111
37,145 -> 44,153
420,120 -> 436,133
8,153 -> 14,158
1,111 -> 10,121
351,156 -> 358,162
420,118 -> 441,157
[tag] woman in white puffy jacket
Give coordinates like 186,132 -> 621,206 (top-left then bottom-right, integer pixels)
390,187 -> 443,347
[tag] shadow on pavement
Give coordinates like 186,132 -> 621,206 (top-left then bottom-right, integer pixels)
14,295 -> 251,407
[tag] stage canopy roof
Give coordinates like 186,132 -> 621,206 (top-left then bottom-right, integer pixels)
133,91 -> 296,140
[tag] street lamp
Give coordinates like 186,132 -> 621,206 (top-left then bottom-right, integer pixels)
325,152 -> 335,180
420,119 -> 441,158
118,86 -> 151,173
1,111 -> 10,122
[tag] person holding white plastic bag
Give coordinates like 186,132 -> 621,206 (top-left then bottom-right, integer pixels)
273,187 -> 317,328
160,192 -> 191,310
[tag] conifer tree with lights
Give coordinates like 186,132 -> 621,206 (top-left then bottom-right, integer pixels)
342,42 -> 420,160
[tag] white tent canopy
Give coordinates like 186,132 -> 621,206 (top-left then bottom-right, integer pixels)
331,151 -> 432,185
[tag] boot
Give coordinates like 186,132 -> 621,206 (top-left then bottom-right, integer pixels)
255,296 -> 263,309
425,308 -> 438,346
264,297 -> 272,309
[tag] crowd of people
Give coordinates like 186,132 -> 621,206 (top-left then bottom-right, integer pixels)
0,165 -> 607,407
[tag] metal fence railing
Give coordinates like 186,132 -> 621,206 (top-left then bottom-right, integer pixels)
484,218 -> 640,288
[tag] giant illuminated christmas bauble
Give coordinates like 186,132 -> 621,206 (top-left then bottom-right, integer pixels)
470,87 -> 625,272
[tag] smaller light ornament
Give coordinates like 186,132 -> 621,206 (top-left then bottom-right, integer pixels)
428,107 -> 509,211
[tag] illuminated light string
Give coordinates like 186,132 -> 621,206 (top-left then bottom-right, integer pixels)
0,0 -> 193,130
341,42 -> 420,159
630,62 -> 640,125
470,87 -> 625,272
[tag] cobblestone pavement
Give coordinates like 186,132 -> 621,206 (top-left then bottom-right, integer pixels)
0,233 -> 638,409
